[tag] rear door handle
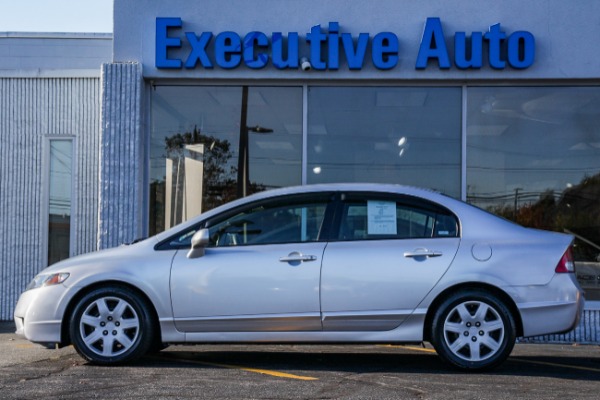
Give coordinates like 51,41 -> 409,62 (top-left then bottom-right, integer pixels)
279,252 -> 318,263
404,250 -> 443,258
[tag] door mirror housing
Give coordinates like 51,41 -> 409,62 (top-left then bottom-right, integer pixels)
187,228 -> 210,259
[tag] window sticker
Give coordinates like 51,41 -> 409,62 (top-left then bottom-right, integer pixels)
367,201 -> 397,235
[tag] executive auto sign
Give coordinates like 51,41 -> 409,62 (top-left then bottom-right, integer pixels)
156,17 -> 535,71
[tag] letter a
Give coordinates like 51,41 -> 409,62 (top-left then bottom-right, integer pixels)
416,18 -> 451,69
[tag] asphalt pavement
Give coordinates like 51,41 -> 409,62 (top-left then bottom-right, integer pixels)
1,321 -> 599,399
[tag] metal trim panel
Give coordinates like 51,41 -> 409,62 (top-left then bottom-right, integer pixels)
174,314 -> 322,332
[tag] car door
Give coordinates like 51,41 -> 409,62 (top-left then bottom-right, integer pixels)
169,193 -> 333,332
320,192 -> 460,331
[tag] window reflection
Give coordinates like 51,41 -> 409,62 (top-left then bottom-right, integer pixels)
48,139 -> 73,265
208,201 -> 327,247
467,87 -> 600,299
307,87 -> 462,198
150,86 -> 302,235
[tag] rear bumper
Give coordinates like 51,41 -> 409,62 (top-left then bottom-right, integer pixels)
514,274 -> 585,337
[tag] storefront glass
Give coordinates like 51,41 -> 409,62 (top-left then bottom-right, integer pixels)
467,87 -> 600,299
150,86 -> 303,235
149,84 -> 600,299
307,87 -> 462,198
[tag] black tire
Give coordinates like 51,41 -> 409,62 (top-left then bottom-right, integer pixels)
69,286 -> 155,365
430,289 -> 516,371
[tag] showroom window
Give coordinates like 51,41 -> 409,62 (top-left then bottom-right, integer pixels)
467,86 -> 600,299
307,87 -> 462,198
150,86 -> 463,235
149,84 -> 599,299
47,138 -> 74,266
150,86 -> 303,235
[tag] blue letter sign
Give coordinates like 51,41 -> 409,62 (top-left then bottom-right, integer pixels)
156,17 -> 183,69
155,17 -> 535,71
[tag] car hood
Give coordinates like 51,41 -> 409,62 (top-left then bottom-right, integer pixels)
40,238 -> 158,275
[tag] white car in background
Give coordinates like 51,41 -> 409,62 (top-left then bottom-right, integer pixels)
15,184 -> 584,370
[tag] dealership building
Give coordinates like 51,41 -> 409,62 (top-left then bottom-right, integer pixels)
1,0 -> 599,341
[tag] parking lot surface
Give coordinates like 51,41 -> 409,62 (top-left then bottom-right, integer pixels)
1,322 -> 599,399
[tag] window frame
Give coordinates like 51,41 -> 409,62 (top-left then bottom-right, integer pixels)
330,191 -> 460,242
42,136 -> 77,266
154,192 -> 337,250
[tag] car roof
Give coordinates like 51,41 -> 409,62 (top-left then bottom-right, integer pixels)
151,183 -> 462,243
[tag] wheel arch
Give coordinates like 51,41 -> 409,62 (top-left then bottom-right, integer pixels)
423,282 -> 524,342
60,280 -> 162,347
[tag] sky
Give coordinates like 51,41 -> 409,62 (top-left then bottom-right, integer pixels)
0,0 -> 113,33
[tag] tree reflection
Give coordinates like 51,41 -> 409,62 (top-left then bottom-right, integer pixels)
149,127 -> 236,234
489,173 -> 600,263
164,126 -> 237,211
150,126 -> 267,235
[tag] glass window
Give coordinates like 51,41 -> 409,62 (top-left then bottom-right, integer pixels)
307,87 -> 462,198
337,196 -> 458,241
48,139 -> 73,265
207,199 -> 328,247
467,87 -> 600,300
150,86 -> 303,235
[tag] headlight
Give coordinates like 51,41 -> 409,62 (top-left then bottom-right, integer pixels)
26,273 -> 70,291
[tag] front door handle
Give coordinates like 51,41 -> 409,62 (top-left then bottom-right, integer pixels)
279,252 -> 318,263
404,250 -> 443,258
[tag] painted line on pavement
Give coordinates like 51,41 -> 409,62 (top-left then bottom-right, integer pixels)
151,355 -> 319,380
509,358 -> 600,373
378,344 -> 437,354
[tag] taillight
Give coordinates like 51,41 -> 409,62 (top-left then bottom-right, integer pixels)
555,246 -> 575,273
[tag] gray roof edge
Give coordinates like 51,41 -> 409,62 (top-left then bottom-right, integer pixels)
0,69 -> 102,78
0,32 -> 113,39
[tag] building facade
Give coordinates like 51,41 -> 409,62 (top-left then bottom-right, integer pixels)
0,32 -> 112,320
1,1 -> 599,342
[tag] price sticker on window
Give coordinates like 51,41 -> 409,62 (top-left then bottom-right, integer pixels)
367,201 -> 397,235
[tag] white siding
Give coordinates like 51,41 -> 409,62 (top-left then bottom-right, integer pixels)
0,77 -> 101,320
98,63 -> 145,249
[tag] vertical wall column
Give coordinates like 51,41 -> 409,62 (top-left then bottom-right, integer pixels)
98,63 -> 145,249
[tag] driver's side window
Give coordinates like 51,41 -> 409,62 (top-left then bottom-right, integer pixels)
208,199 -> 328,247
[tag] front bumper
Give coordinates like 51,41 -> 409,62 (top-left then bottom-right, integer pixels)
13,285 -> 67,346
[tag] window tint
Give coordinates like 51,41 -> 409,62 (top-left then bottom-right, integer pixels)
208,201 -> 327,247
337,197 -> 458,241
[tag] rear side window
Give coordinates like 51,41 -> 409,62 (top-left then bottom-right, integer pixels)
337,195 -> 458,241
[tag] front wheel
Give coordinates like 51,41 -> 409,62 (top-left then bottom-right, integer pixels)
430,289 -> 516,371
69,286 -> 155,365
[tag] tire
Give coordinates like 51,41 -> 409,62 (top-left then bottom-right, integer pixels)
69,286 -> 155,365
430,289 -> 516,371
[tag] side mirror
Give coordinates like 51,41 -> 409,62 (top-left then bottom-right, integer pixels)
187,228 -> 210,259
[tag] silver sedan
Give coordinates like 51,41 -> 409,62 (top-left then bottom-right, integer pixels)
14,184 -> 584,370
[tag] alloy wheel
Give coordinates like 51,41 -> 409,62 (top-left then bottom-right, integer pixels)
442,300 -> 505,362
78,296 -> 141,357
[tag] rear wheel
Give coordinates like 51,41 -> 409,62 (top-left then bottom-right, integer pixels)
69,286 -> 155,365
431,289 -> 516,371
